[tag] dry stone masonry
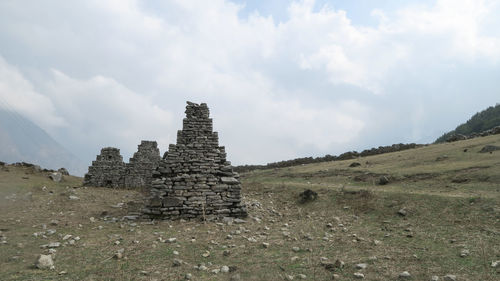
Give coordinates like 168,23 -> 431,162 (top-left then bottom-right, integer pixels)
142,102 -> 247,220
84,141 -> 161,188
83,147 -> 126,188
123,141 -> 161,188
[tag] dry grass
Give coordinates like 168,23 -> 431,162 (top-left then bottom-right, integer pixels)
0,135 -> 499,280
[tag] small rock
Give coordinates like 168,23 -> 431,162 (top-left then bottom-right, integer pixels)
298,274 -> 307,279
492,260 -> 500,268
378,176 -> 389,185
355,263 -> 367,269
431,276 -> 439,281
291,256 -> 299,262
166,237 -> 177,243
58,271 -> 67,275
234,218 -> 246,224
285,275 -> 294,280
50,220 -> 59,226
443,275 -> 456,281
221,265 -> 230,273
399,271 -> 411,278
332,274 -> 340,279
223,250 -> 231,256
202,251 -> 210,257
211,268 -> 220,274
36,254 -> 54,269
292,247 -> 300,252
173,258 -> 182,266
354,272 -> 365,279
62,234 -> 72,240
69,195 -> 79,200
460,249 -> 469,257
49,172 -> 62,182
398,208 -> 407,216
185,273 -> 192,280
262,242 -> 269,248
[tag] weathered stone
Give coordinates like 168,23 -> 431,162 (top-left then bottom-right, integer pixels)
49,172 -> 62,182
142,102 -> 247,220
36,254 -> 54,269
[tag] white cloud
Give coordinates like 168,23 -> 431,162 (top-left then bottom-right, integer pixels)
0,56 -> 65,128
0,0 -> 499,166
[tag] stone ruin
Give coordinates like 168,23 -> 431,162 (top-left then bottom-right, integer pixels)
142,102 -> 247,220
83,141 -> 161,188
123,141 -> 161,188
83,147 -> 126,188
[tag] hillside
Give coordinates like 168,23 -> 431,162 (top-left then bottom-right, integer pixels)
436,103 -> 500,143
0,135 -> 499,280
0,108 -> 86,175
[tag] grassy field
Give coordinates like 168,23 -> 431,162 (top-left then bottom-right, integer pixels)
0,135 -> 499,280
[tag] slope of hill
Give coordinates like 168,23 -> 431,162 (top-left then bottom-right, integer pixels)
0,135 -> 498,280
436,103 -> 500,143
0,108 -> 86,175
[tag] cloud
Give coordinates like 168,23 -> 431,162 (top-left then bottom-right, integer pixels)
0,56 -> 65,128
0,0 -> 499,167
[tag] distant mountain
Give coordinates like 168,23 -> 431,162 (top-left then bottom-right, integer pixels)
435,103 -> 500,143
0,108 -> 86,175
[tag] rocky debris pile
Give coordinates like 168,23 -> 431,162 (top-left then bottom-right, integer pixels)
446,126 -> 500,142
298,189 -> 318,203
479,145 -> 500,153
123,141 -> 161,188
142,102 -> 247,220
235,143 -> 422,172
83,147 -> 126,188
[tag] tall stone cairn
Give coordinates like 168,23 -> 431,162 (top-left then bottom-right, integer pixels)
83,147 -> 125,188
123,141 -> 161,188
142,102 -> 247,220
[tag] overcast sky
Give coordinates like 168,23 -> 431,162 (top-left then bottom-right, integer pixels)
0,0 -> 499,167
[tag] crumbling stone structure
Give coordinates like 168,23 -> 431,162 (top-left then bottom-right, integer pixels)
84,141 -> 161,188
123,141 -> 161,188
142,102 -> 247,220
83,147 -> 126,188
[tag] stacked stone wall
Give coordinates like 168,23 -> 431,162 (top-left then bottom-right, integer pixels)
123,141 -> 161,188
142,102 -> 247,220
83,147 -> 125,188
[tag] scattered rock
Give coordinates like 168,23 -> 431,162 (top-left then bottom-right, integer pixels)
185,273 -> 192,280
36,254 -> 54,269
69,195 -> 79,200
355,263 -> 367,270
431,276 -> 439,281
398,208 -> 408,216
285,275 -> 294,280
492,260 -> 500,268
399,271 -> 411,278
298,189 -> 318,203
173,258 -> 182,266
297,274 -> 306,279
202,251 -> 210,258
349,162 -> 361,167
49,172 -> 62,182
479,145 -> 500,153
354,272 -> 365,279
49,220 -> 59,226
443,275 -> 456,281
378,176 -> 389,185
262,242 -> 269,248
221,265 -> 230,273
234,218 -> 247,224
292,247 -> 300,252
58,168 -> 69,175
460,249 -> 469,257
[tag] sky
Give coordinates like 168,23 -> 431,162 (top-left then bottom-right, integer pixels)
0,0 -> 499,169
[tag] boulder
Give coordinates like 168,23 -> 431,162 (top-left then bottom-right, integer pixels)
49,172 -> 62,182
57,168 -> 69,176
298,189 -> 318,203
